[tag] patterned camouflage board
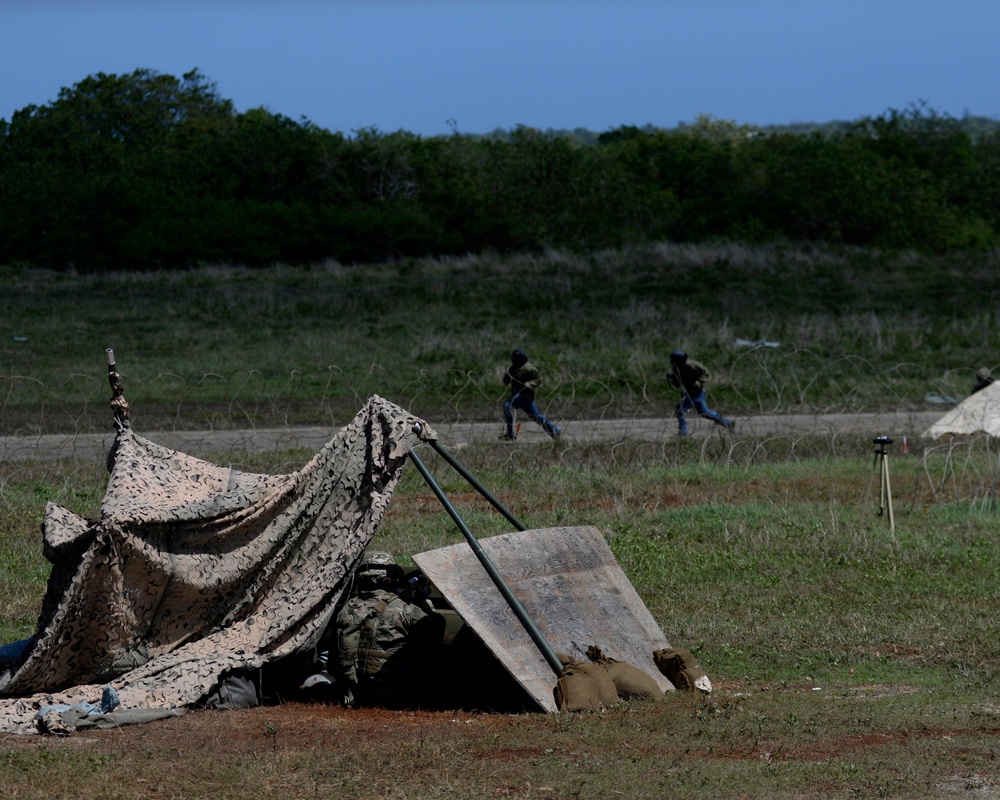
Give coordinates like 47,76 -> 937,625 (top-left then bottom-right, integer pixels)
413,526 -> 674,712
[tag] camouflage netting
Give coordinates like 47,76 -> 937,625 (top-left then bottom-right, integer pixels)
0,395 -> 435,735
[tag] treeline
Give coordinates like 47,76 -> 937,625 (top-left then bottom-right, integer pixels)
2,69 -> 999,270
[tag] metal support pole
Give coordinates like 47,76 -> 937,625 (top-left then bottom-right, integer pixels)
407,446 -> 564,677
426,438 -> 527,532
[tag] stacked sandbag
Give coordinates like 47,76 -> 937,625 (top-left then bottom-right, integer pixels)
553,652 -> 619,713
653,647 -> 712,694
585,645 -> 664,701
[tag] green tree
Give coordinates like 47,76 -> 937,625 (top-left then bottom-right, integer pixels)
0,69 -> 234,268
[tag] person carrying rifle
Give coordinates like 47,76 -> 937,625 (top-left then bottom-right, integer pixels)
667,350 -> 734,437
501,349 -> 561,441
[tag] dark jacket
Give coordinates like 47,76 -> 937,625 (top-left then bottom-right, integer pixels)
668,359 -> 709,397
504,362 -> 542,401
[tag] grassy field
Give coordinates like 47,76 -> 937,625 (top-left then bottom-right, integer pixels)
2,244 -> 1000,797
2,242 -> 999,434
2,436 -> 999,798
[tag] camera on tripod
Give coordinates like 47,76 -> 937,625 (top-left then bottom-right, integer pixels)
872,435 -> 895,531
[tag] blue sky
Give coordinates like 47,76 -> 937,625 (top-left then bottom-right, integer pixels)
2,0 -> 998,136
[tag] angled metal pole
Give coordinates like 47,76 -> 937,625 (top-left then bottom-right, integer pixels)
407,445 -> 563,677
426,438 -> 527,532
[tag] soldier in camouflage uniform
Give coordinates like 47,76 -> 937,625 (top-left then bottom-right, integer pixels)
332,551 -> 444,708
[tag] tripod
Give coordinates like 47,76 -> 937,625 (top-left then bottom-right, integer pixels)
873,436 -> 894,533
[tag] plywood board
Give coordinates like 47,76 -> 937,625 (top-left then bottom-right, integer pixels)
413,525 -> 673,712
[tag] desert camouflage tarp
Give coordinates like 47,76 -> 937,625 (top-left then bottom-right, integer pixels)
0,395 -> 434,735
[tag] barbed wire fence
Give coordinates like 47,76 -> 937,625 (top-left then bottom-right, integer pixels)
1,359 -> 999,519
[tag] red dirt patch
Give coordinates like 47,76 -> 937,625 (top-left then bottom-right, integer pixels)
73,704 -> 521,754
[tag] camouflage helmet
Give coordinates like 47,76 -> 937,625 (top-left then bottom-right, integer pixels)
361,550 -> 395,568
355,550 -> 402,589
977,367 -> 992,381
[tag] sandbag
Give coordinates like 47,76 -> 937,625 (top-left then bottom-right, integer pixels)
605,660 -> 664,700
653,647 -> 698,675
670,667 -> 712,693
553,660 -> 619,712
554,667 -> 602,713
653,647 -> 712,693
585,645 -> 662,701
575,661 -> 619,708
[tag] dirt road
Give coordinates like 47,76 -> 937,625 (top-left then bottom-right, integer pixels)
1,410 -> 944,463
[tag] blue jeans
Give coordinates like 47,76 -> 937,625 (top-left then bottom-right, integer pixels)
676,391 -> 731,435
504,394 -> 560,438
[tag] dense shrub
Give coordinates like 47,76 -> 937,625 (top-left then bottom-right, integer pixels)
1,70 -> 998,270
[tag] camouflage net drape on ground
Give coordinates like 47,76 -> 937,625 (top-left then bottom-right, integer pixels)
0,395 -> 434,735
